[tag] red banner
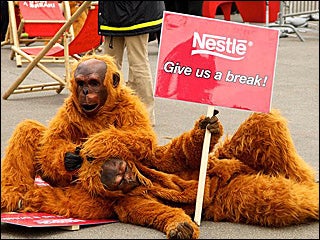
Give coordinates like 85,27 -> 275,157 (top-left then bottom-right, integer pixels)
1,212 -> 117,228
1,178 -> 117,228
155,11 -> 279,112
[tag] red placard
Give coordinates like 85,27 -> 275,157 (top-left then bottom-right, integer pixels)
155,11 -> 279,113
1,177 -> 117,228
1,212 -> 117,228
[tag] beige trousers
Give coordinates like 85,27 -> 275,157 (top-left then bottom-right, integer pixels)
104,34 -> 155,125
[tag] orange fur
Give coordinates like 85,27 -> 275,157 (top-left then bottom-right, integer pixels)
111,110 -> 318,233
1,53 -> 156,210
2,88 -> 318,239
69,1 -> 88,37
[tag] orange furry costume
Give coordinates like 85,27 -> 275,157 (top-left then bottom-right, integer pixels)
2,96 -> 319,239
69,1 -> 88,37
1,54 -> 157,211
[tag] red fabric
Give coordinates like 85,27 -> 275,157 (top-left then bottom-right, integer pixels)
18,1 -> 65,37
235,1 -> 280,23
202,1 -> 280,23
21,5 -> 100,57
202,1 -> 234,21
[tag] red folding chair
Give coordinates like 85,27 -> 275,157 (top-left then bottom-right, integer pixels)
18,1 -> 66,38
3,1 -> 101,100
6,1 -> 72,67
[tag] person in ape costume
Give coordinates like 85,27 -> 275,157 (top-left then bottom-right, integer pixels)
1,53 -> 157,212
98,109 -> 318,239
2,105 -> 318,238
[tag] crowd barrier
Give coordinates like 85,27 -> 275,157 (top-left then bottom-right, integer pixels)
282,1 -> 319,17
269,1 -> 319,42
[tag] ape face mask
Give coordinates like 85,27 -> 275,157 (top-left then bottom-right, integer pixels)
74,59 -> 108,117
100,157 -> 140,194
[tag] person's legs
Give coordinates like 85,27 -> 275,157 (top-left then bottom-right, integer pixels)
1,120 -> 46,212
215,109 -> 316,183
103,36 -> 125,70
125,34 -> 155,126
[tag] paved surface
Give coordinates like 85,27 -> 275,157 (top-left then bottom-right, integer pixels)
1,14 -> 319,239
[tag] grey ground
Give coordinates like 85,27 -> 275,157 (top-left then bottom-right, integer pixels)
1,14 -> 319,239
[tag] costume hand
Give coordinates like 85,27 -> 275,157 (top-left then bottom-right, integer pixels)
168,222 -> 195,239
199,109 -> 220,134
64,146 -> 83,171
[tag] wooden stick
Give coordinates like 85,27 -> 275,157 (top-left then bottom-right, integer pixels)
194,105 -> 215,226
59,225 -> 80,231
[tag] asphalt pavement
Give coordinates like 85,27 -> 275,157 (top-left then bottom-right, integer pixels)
1,14 -> 319,239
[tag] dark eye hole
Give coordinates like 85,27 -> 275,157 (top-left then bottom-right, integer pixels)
89,80 -> 100,87
77,80 -> 84,87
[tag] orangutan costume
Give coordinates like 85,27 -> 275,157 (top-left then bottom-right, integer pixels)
1,53 -> 157,212
2,99 -> 318,239
68,1 -> 88,37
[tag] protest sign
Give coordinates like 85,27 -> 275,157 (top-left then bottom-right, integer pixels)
155,11 -> 279,113
1,177 -> 118,230
1,212 -> 117,230
155,11 -> 279,226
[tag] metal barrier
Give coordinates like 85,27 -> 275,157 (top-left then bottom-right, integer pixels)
282,1 -> 319,17
268,1 -> 319,42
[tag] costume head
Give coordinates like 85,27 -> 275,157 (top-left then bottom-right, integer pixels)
78,156 -> 152,198
69,54 -> 124,117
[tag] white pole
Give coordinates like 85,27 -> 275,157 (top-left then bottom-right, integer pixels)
194,105 -> 215,226
266,1 -> 269,27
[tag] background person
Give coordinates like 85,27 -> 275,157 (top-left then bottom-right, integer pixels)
98,1 -> 165,126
